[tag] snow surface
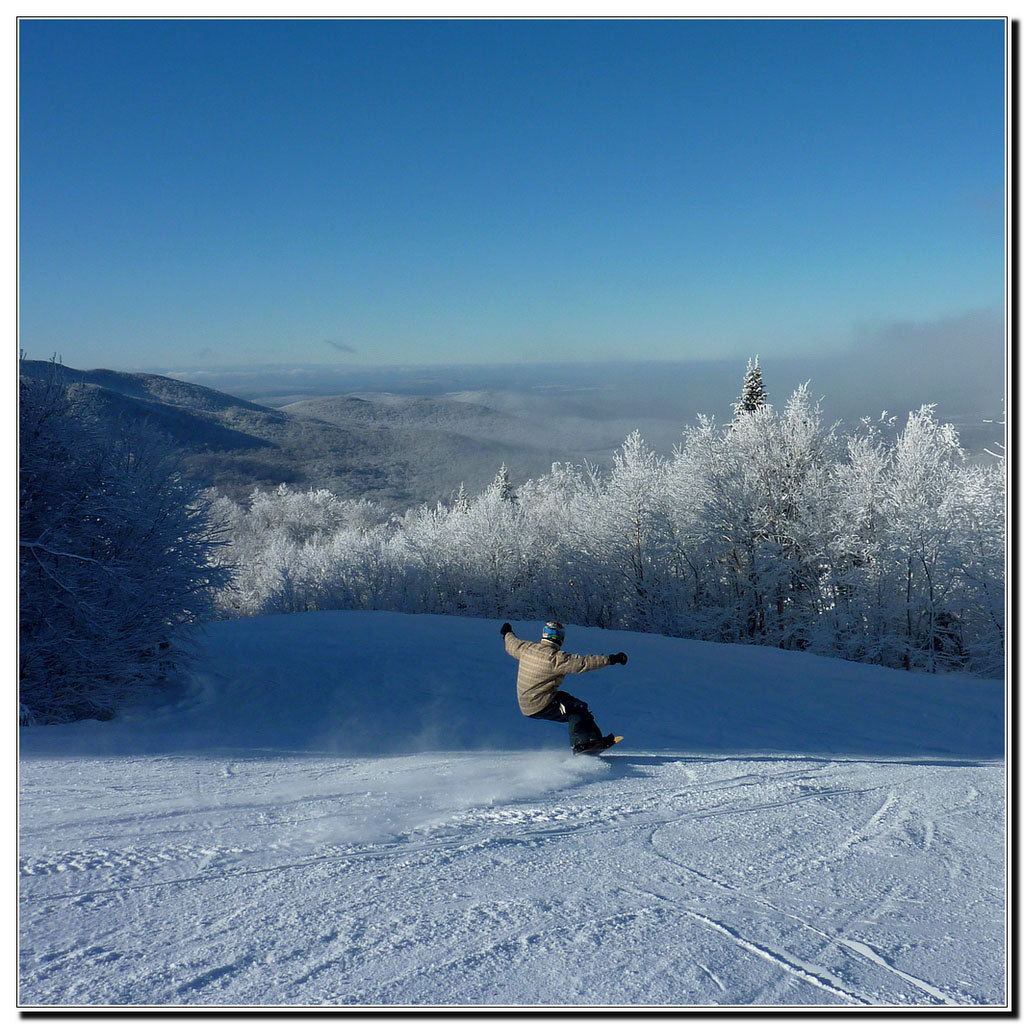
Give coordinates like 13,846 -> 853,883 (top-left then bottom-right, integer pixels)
19,611 -> 1006,1007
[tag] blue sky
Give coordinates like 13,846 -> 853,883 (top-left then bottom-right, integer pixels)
19,18 -> 1006,370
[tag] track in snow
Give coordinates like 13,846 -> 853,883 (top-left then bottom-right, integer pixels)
19,749 -> 1004,1007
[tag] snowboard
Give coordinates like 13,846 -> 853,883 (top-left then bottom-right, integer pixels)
574,735 -> 623,756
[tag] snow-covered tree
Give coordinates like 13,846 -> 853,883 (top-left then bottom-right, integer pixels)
942,460 -> 1005,677
881,406 -> 985,672
19,360 -> 232,723
733,356 -> 769,415
570,432 -> 671,632
455,467 -> 529,616
452,482 -> 470,515
672,385 -> 839,649
663,418 -> 731,639
515,462 -> 592,620
493,463 -> 518,504
820,418 -> 896,664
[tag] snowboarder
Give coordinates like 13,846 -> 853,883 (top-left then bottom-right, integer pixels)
501,621 -> 626,754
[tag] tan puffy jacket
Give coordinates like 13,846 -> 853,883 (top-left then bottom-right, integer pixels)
504,629 -> 613,716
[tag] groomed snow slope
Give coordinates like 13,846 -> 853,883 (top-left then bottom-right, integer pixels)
19,612 -> 1006,1007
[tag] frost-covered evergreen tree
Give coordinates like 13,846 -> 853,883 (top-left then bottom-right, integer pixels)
19,360 -> 232,724
452,483 -> 470,515
733,356 -> 769,415
493,463 -> 518,504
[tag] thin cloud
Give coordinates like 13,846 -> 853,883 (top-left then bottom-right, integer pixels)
324,340 -> 357,355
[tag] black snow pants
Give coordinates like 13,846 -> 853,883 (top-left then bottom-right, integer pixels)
527,691 -> 603,749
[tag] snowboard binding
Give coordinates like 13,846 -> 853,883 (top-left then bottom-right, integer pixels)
572,734 -> 623,756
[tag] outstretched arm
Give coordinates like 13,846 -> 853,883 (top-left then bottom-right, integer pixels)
502,624 -> 529,659
555,651 -> 612,674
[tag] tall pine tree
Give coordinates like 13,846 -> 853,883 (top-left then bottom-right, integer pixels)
733,356 -> 769,415
493,464 -> 518,504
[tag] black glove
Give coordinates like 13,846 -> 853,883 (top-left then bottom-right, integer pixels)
500,622 -> 513,636
609,652 -> 628,665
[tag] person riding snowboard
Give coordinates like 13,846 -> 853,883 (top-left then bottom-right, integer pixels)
501,620 -> 627,754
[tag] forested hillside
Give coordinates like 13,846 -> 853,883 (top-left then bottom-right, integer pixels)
17,360 -> 608,509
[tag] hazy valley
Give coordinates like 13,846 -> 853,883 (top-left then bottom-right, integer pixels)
22,341 -> 1006,513
21,360 -> 638,509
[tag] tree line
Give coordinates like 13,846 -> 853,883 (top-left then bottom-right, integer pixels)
207,375 -> 1005,680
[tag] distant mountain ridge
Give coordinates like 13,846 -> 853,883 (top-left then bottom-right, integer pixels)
281,392 -> 523,439
19,360 -> 276,414
18,361 -> 592,509
22,354 -> 1004,511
